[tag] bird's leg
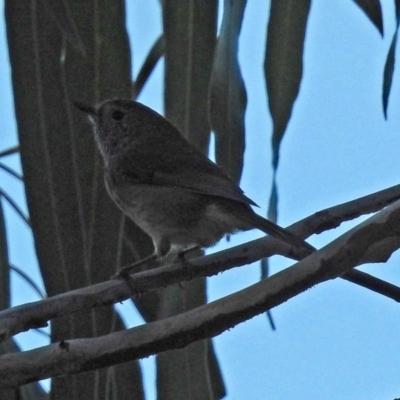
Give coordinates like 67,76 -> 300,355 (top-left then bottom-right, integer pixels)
174,245 -> 200,264
111,253 -> 159,295
112,243 -> 201,293
112,237 -> 170,284
173,246 -> 202,282
112,253 -> 158,280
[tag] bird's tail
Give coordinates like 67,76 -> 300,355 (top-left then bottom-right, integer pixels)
249,212 -> 315,256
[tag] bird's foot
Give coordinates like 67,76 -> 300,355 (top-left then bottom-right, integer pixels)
112,254 -> 158,280
111,254 -> 158,295
172,246 -> 201,281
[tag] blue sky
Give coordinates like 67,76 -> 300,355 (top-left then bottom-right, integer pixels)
2,1 -> 400,399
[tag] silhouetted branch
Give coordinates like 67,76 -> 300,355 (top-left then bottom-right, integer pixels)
1,196 -> 400,387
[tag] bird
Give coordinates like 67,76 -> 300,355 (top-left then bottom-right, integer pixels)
75,99 -> 314,275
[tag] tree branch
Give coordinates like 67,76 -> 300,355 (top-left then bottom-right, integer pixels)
290,183 -> 400,237
1,185 -> 400,343
341,269 -> 400,302
1,197 -> 400,387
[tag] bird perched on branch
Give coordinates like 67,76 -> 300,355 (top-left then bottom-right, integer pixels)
75,99 -> 314,275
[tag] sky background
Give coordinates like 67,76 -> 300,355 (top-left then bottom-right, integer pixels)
2,1 -> 400,399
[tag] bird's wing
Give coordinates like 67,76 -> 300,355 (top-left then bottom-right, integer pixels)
118,123 -> 257,206
154,167 -> 257,206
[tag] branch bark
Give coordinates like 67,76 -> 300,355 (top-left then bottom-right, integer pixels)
1,184 -> 400,343
1,196 -> 400,387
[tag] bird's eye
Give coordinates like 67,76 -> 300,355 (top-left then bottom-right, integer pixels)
112,110 -> 125,121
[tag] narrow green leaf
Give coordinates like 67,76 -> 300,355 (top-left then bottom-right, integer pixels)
163,0 -> 217,153
0,145 -> 19,158
353,0 -> 384,36
5,1 -> 144,398
261,169 -> 278,320
0,162 -> 22,181
260,257 -> 276,330
0,200 -> 10,311
133,35 -> 165,98
267,173 -> 279,222
0,189 -> 30,226
265,0 -> 311,170
264,0 -> 310,279
382,26 -> 398,118
0,197 -> 47,399
396,0 -> 400,22
260,173 -> 278,290
161,1 -> 223,399
209,0 -> 247,183
42,0 -> 86,55
10,263 -> 46,299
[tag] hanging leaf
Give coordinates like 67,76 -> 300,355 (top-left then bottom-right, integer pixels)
260,256 -> 276,330
0,200 -> 9,312
0,176 -> 47,399
396,0 -> 400,22
265,0 -> 311,171
9,264 -> 46,299
161,2 -> 225,399
0,189 -> 30,226
264,0 -> 310,230
133,35 -> 165,98
163,0 -> 217,153
353,0 -> 384,36
0,145 -> 19,158
5,1 -> 144,398
382,25 -> 399,118
262,1 -> 310,308
209,0 -> 247,183
42,0 -> 86,55
0,162 -> 23,181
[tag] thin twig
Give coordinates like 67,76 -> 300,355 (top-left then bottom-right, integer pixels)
0,189 -> 30,226
10,264 -> 46,299
0,162 -> 23,181
0,145 -> 20,158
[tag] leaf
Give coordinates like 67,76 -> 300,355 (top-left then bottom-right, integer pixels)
263,1 -> 309,307
353,0 -> 384,36
0,171 -> 46,400
0,188 -> 30,226
260,173 -> 278,327
43,0 -> 86,55
0,145 -> 19,158
267,173 -> 279,222
133,35 -> 165,98
260,257 -> 276,330
5,1 -> 145,398
161,1 -> 224,399
0,162 -> 23,181
10,263 -> 46,299
382,25 -> 399,118
396,0 -> 400,22
265,0 -> 311,170
0,200 -> 10,311
209,0 -> 247,183
163,0 -> 217,153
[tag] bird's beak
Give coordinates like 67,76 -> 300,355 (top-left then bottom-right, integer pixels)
74,101 -> 97,116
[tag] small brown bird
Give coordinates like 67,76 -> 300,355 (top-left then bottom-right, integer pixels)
75,99 -> 314,274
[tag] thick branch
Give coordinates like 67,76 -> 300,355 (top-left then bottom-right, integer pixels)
0,236 -> 302,343
1,199 -> 400,387
1,185 -> 400,342
290,183 -> 400,237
